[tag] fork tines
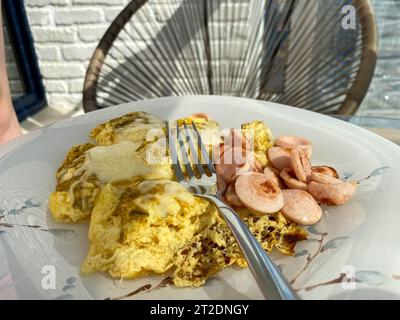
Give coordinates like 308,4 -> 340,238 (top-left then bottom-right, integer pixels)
166,120 -> 215,182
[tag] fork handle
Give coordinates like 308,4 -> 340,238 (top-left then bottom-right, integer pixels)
199,194 -> 299,300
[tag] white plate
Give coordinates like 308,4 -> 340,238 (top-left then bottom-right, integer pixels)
1,96 -> 400,300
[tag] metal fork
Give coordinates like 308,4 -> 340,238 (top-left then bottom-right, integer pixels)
166,120 -> 299,300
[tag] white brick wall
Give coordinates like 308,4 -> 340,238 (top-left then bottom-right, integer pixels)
24,0 -> 131,113
19,0 -> 253,113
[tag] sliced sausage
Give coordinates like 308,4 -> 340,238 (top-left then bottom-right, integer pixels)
216,147 -> 253,184
280,168 -> 309,191
311,166 -> 339,179
189,113 -> 212,120
267,147 -> 292,171
229,128 -> 251,151
281,189 -> 323,225
216,163 -> 237,185
275,135 -> 312,157
212,143 -> 225,164
217,176 -> 227,193
235,172 -> 284,214
264,166 -> 286,189
311,172 -> 342,185
300,145 -> 312,159
308,181 -> 358,206
291,147 -> 312,183
225,183 -> 245,208
265,165 -> 280,176
253,157 -> 263,173
216,128 -> 252,163
275,135 -> 311,149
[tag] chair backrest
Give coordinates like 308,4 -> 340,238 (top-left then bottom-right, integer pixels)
83,0 -> 378,115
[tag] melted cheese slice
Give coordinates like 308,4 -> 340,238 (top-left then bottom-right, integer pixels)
137,180 -> 196,217
87,141 -> 171,182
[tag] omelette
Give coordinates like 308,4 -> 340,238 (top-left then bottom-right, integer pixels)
49,112 -> 173,223
49,111 -> 307,288
81,180 -> 219,278
90,111 -> 165,146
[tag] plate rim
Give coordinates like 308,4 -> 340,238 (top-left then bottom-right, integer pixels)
1,95 -> 400,300
2,95 -> 400,161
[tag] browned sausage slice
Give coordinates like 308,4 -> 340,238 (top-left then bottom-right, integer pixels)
311,166 -> 339,178
280,168 -> 309,191
291,147 -> 312,183
300,145 -> 312,159
310,172 -> 342,185
217,175 -> 227,193
308,181 -> 357,206
225,183 -> 245,208
216,147 -> 253,184
189,113 -> 212,120
264,166 -> 286,189
253,156 -> 263,173
235,172 -> 284,214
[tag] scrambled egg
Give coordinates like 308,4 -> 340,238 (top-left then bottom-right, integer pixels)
81,180 -> 219,278
80,180 -> 306,285
173,211 -> 306,287
49,111 -> 306,288
241,121 -> 274,167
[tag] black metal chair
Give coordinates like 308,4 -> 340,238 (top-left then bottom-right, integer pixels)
83,0 -> 378,115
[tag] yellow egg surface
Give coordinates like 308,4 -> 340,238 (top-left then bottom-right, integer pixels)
49,143 -> 100,223
49,127 -> 173,223
90,111 -> 165,146
173,211 -> 307,288
241,121 -> 274,167
81,180 -> 219,278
